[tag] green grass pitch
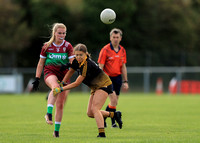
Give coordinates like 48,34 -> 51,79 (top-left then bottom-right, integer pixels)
0,92 -> 200,143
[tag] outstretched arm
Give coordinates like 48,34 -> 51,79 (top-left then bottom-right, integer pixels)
62,68 -> 75,83
54,75 -> 85,96
63,75 -> 85,90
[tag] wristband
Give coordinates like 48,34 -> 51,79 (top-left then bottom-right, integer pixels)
60,87 -> 64,92
123,80 -> 128,83
61,81 -> 67,86
36,77 -> 40,81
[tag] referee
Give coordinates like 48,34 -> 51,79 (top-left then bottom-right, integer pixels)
98,28 -> 129,128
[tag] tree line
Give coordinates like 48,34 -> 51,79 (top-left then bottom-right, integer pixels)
0,0 -> 200,67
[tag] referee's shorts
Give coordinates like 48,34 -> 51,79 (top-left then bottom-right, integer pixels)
109,75 -> 122,96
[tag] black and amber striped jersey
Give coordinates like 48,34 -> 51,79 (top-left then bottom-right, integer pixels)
70,57 -> 112,90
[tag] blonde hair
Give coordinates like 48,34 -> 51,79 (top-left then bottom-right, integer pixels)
110,28 -> 123,37
43,23 -> 66,50
74,43 -> 91,57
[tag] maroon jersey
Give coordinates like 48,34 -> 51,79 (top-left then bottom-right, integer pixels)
40,40 -> 74,81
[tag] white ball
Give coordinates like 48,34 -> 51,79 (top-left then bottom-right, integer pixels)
100,8 -> 116,24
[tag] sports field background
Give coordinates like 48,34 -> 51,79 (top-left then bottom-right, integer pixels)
0,92 -> 200,143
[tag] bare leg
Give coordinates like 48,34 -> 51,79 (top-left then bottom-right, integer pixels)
109,92 -> 118,106
55,90 -> 70,122
44,75 -> 60,125
45,75 -> 60,105
91,90 -> 108,128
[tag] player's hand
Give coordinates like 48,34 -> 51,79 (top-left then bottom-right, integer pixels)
53,87 -> 63,96
123,82 -> 129,91
32,77 -> 40,91
60,63 -> 71,71
57,80 -> 64,87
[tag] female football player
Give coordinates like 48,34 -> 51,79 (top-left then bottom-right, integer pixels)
53,43 -> 123,138
32,23 -> 74,137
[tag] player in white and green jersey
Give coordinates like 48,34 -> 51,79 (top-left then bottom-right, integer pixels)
32,23 -> 74,138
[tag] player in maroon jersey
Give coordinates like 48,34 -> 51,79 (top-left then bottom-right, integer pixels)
32,23 -> 74,137
98,28 -> 129,128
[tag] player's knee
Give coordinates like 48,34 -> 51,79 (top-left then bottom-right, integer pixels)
91,106 -> 99,115
56,102 -> 64,110
115,99 -> 118,106
87,111 -> 94,118
110,99 -> 118,106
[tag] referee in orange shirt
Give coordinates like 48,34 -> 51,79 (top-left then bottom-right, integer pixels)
98,28 -> 129,128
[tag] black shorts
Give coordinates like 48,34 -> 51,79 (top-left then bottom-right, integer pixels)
99,84 -> 113,95
109,75 -> 122,96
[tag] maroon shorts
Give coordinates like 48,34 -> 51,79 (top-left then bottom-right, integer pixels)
44,67 -> 70,84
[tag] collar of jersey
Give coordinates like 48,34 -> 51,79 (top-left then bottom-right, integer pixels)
110,42 -> 121,53
78,56 -> 87,68
53,40 -> 65,47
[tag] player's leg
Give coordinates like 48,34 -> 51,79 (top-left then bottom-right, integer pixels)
44,75 -> 60,125
104,84 -> 117,128
46,90 -> 51,100
107,92 -> 118,127
53,90 -> 70,137
92,89 -> 108,137
106,75 -> 122,127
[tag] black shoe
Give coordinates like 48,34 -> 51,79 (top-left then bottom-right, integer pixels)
114,111 -> 123,129
53,131 -> 59,137
97,135 -> 106,138
45,113 -> 53,125
111,123 -> 119,128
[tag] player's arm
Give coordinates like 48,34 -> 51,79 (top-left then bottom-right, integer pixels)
122,63 -> 129,90
63,75 -> 85,90
98,48 -> 106,69
99,63 -> 105,69
69,56 -> 75,64
54,75 -> 85,96
32,58 -> 45,90
35,58 -> 45,78
62,68 -> 76,83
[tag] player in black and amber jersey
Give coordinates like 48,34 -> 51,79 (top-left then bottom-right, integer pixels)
53,43 -> 123,138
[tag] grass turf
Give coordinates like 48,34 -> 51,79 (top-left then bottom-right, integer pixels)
0,92 -> 200,143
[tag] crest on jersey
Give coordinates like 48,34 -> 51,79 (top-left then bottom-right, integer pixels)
56,48 -> 60,52
63,47 -> 66,52
65,42 -> 69,47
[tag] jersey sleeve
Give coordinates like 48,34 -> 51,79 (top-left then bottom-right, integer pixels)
122,48 -> 127,64
70,59 -> 79,70
40,44 -> 47,59
67,43 -> 75,59
98,48 -> 107,64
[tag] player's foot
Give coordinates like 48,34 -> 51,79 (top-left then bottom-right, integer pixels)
97,134 -> 106,138
111,123 -> 119,128
45,113 -> 53,125
53,131 -> 59,138
114,111 -> 123,129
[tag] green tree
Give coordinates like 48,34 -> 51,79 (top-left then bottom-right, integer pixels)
13,0 -> 74,67
0,0 -> 31,67
82,0 -> 200,66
